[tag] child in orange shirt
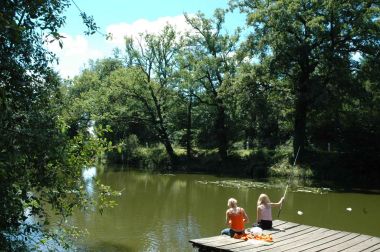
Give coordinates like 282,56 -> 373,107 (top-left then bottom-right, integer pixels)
221,198 -> 250,237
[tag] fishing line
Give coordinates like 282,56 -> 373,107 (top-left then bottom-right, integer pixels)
277,146 -> 300,218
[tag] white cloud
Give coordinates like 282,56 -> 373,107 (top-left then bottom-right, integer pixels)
47,33 -> 104,78
47,15 -> 195,78
106,15 -> 193,48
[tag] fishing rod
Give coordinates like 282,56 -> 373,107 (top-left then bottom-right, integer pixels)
277,146 -> 301,218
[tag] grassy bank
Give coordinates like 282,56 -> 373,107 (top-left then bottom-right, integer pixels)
106,143 -> 380,190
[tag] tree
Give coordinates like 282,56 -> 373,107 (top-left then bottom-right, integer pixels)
65,58 -> 161,165
184,9 -> 241,161
231,0 -> 380,158
123,25 -> 183,166
0,1 -> 116,250
63,58 -> 124,138
175,46 -> 202,161
229,62 -> 293,148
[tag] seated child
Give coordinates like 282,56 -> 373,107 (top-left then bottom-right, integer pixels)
221,198 -> 249,237
254,193 -> 284,229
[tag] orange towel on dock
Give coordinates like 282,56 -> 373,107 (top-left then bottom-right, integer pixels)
233,233 -> 273,242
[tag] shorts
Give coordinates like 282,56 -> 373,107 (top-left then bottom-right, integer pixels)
254,220 -> 272,230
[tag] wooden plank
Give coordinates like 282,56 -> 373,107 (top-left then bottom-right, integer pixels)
218,238 -> 272,250
274,221 -> 300,229
255,228 -> 338,252
189,221 -> 293,251
258,221 -> 291,235
193,236 -> 239,246
189,221 -> 292,248
231,226 -> 320,251
237,228 -> 328,252
272,226 -> 319,242
275,223 -> 313,235
257,227 -> 331,250
322,234 -> 372,251
216,233 -> 276,250
191,235 -> 242,247
198,236 -> 245,248
190,235 -> 227,244
220,223 -> 310,251
190,235 -> 244,251
303,232 -> 360,252
272,219 -> 287,227
283,230 -> 350,252
217,221 -> 301,250
272,225 -> 317,240
337,236 -> 380,252
265,221 -> 301,234
360,243 -> 380,252
188,220 -> 380,252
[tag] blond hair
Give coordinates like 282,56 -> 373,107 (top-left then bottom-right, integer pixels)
257,194 -> 270,206
227,198 -> 238,208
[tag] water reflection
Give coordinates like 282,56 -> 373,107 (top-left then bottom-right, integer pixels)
82,166 -> 97,196
72,168 -> 380,251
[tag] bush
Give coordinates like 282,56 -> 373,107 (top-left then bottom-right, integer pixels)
136,145 -> 170,170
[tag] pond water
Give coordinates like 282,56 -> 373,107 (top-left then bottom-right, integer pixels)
73,166 -> 380,251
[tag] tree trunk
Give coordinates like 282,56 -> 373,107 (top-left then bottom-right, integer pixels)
293,78 -> 308,161
156,124 -> 177,167
216,105 -> 228,161
161,132 -> 177,166
186,93 -> 193,161
148,86 -> 177,167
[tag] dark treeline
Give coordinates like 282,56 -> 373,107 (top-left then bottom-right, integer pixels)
0,0 -> 379,250
66,2 -> 380,187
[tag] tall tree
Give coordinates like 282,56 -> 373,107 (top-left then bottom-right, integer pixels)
231,0 -> 380,158
64,58 -> 124,137
176,47 -> 203,161
184,9 -> 240,161
230,62 -> 292,148
66,59 -> 160,164
123,25 -> 182,166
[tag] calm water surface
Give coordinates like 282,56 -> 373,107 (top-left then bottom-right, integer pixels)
73,166 -> 380,251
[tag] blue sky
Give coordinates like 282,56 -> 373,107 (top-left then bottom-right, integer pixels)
49,0 -> 246,78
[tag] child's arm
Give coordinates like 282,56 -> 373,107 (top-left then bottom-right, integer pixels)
242,208 -> 249,223
225,210 -> 230,226
270,197 -> 285,207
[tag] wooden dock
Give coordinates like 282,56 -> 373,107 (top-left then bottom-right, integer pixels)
189,220 -> 380,251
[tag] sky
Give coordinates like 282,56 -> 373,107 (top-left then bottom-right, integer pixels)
48,0 -> 246,78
